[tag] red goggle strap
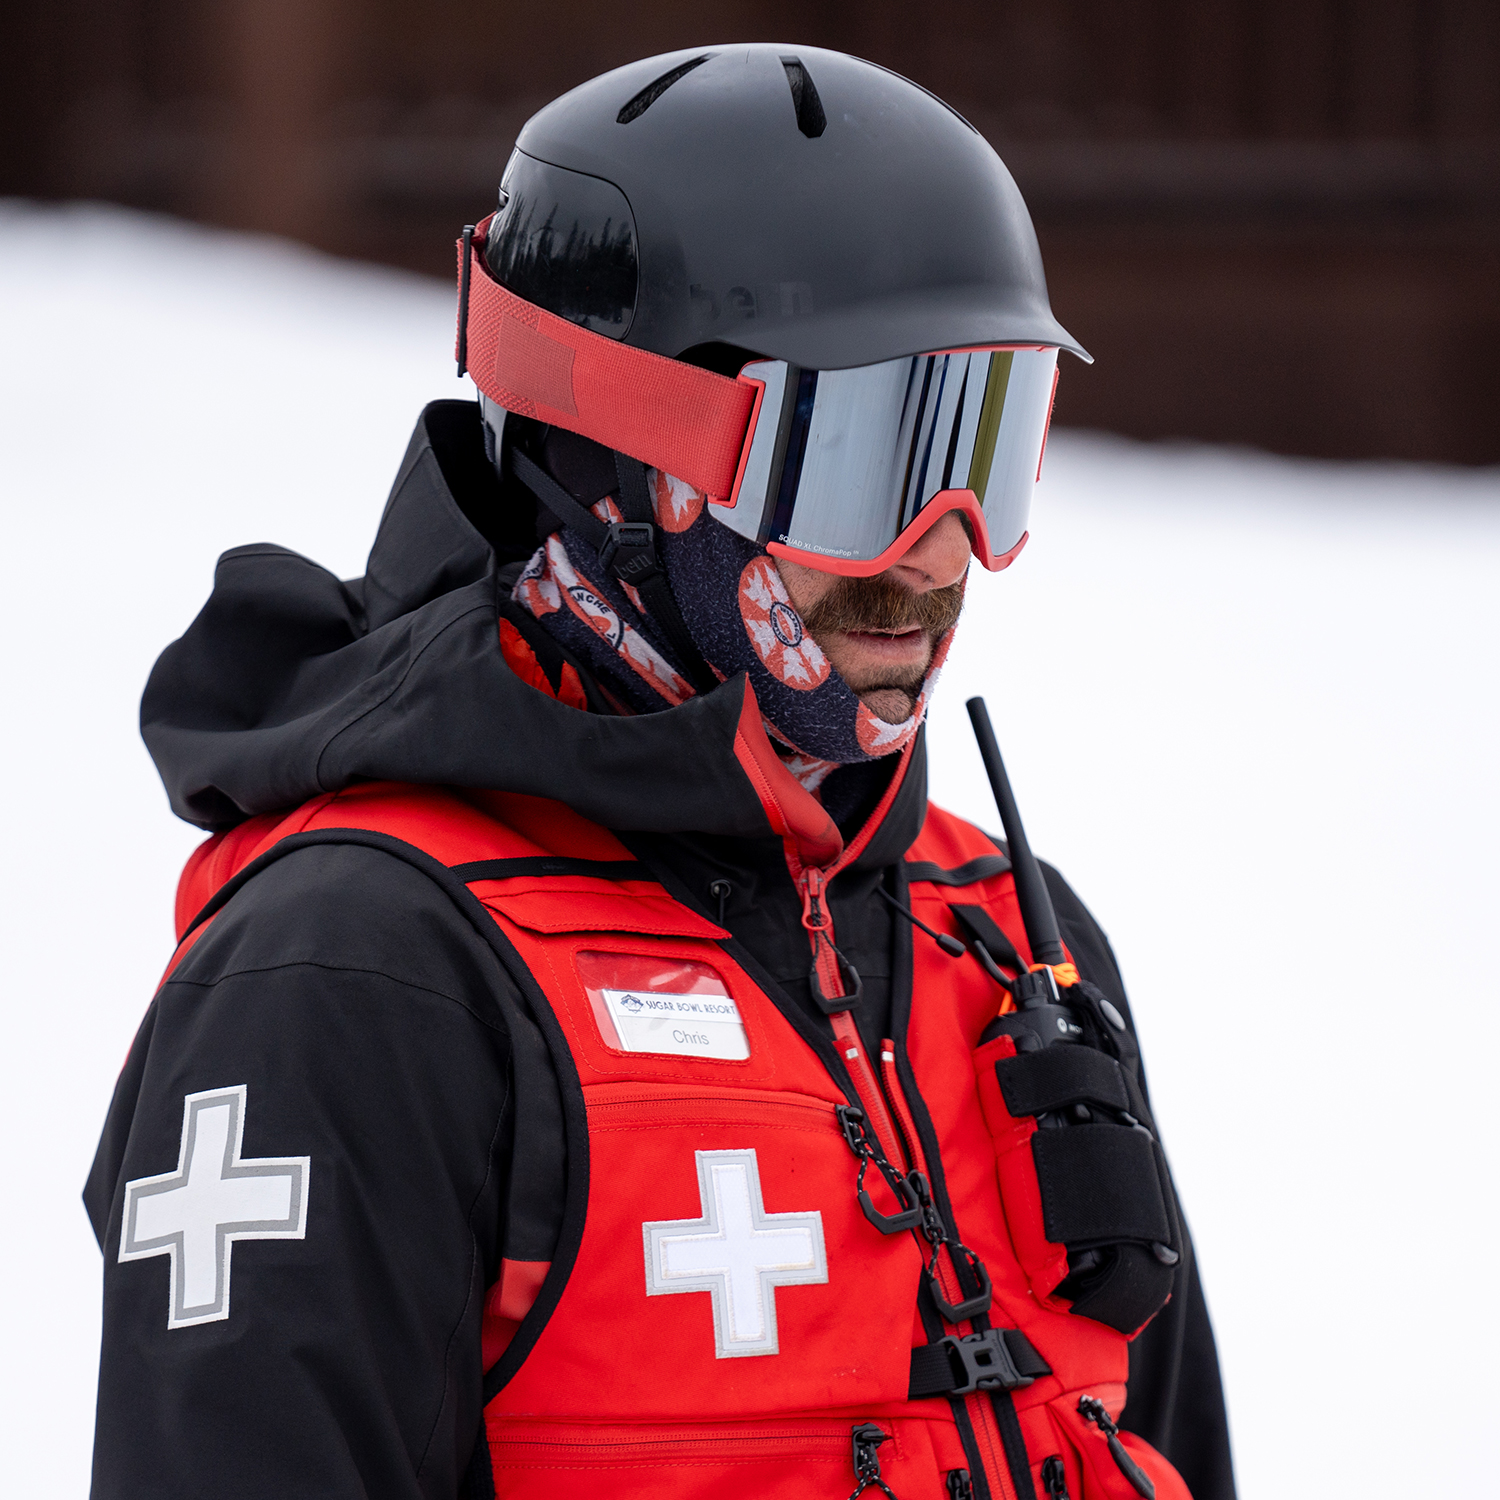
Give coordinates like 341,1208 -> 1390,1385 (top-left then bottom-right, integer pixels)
456,216 -> 755,501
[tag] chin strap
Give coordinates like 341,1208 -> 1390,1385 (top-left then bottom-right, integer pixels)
508,441 -> 721,696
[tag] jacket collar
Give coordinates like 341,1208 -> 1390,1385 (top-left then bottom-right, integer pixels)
142,400 -> 929,869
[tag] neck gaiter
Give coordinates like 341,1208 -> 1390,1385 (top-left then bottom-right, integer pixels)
512,460 -> 957,803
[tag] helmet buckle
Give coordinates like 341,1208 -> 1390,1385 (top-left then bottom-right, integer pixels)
599,521 -> 661,586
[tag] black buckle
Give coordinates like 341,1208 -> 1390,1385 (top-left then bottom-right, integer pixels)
937,1329 -> 1034,1395
599,521 -> 660,585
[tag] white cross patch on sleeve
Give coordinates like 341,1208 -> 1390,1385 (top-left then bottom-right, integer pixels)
642,1148 -> 827,1358
119,1085 -> 310,1330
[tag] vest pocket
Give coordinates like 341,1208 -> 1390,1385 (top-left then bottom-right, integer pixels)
971,1033 -> 1180,1332
972,1034 -> 1071,1303
483,1417 -> 935,1499
498,1085 -> 921,1417
1038,1391 -> 1192,1500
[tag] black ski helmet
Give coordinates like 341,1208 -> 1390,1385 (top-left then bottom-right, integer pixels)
483,44 -> 1088,371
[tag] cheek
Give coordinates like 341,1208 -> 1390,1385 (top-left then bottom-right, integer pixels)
772,558 -> 833,616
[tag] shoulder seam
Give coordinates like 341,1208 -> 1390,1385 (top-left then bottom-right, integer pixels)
160,959 -> 510,1035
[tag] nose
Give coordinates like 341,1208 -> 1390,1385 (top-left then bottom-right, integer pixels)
887,510 -> 972,592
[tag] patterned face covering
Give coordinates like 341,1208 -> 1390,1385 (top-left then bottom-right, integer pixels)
513,466 -> 960,794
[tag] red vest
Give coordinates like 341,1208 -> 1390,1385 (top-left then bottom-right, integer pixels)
170,778 -> 1193,1500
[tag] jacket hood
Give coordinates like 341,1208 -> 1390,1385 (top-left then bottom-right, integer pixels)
142,402 -> 927,865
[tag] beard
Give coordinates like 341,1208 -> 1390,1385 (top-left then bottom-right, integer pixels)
799,572 -> 966,719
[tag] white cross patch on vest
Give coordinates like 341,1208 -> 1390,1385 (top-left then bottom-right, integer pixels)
642,1148 -> 827,1358
119,1085 -> 310,1330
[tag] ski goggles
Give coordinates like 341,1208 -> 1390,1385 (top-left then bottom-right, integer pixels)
458,217 -> 1060,575
713,347 -> 1057,574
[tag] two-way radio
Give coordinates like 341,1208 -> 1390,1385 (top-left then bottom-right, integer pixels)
963,697 -> 1185,1337
966,697 -> 1084,1054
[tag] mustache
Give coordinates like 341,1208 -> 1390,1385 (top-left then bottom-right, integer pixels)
799,572 -> 966,639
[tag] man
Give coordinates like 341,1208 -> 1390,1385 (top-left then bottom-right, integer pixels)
88,45 -> 1235,1500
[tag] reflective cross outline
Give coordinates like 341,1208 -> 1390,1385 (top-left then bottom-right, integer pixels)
642,1148 -> 827,1358
119,1084 -> 310,1330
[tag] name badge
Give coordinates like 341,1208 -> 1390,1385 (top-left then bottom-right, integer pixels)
600,988 -> 751,1061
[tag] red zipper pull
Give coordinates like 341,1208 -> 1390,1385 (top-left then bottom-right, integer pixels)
802,865 -> 860,1014
801,867 -> 830,932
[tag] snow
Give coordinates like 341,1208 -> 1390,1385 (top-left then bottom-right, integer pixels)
3,201 -> 1497,1497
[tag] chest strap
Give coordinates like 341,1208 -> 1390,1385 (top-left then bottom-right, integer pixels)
908,1327 -> 1051,1399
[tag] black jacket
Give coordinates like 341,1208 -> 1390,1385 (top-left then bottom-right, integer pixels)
87,402 -> 1235,1500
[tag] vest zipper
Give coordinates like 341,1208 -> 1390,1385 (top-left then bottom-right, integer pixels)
1077,1397 -> 1155,1499
965,1398 -> 1020,1500
878,1041 -> 924,1176
849,1423 -> 900,1500
876,1057 -> 1017,1500
831,1012 -> 905,1167
487,1421 -> 867,1462
882,888 -> 1034,1500
790,806 -> 1026,1500
489,1419 -> 909,1497
1041,1456 -> 1071,1500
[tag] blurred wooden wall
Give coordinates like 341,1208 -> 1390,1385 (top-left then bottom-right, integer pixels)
5,0 -> 1499,462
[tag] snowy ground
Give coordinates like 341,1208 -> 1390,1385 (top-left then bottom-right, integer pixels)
3,202 -> 1497,1498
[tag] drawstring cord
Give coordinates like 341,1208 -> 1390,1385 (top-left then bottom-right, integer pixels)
875,887 -> 965,956
708,879 -> 732,927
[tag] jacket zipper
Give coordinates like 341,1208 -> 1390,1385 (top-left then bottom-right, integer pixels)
799,864 -> 907,1166
800,866 -> 847,1001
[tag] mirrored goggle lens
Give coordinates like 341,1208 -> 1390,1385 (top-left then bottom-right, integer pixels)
714,346 -> 1058,570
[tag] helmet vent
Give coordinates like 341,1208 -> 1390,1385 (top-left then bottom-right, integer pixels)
616,55 -> 714,124
780,57 -> 827,138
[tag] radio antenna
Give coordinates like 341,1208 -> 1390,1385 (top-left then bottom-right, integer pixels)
965,697 -> 1065,967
